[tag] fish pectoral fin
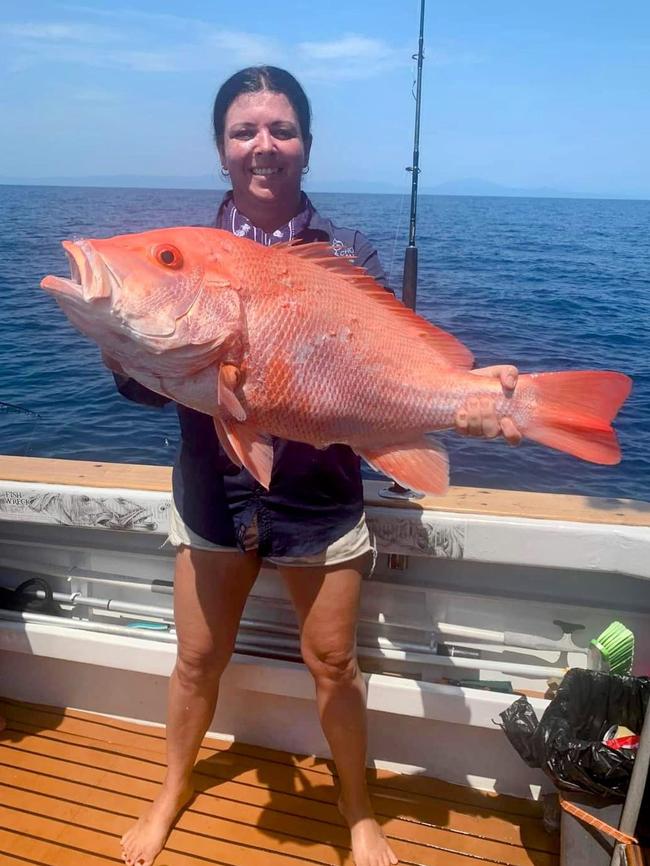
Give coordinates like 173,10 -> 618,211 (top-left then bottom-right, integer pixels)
214,418 -> 274,489
213,417 -> 244,468
359,438 -> 449,496
217,364 -> 247,422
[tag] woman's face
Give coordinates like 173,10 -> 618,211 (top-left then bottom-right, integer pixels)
219,90 -> 310,213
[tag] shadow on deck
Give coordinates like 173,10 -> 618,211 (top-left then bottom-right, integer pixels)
0,697 -> 559,866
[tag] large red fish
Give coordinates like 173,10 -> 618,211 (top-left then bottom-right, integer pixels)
41,227 -> 631,494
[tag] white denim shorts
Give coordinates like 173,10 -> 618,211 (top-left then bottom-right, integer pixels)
168,500 -> 375,569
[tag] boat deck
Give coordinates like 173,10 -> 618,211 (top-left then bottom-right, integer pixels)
0,698 -> 559,866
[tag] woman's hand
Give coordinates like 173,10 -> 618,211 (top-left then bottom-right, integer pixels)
454,365 -> 522,445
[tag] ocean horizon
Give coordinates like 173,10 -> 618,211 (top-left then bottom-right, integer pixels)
2,179 -> 648,202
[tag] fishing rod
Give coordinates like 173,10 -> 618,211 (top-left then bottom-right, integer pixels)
0,400 -> 39,417
402,0 -> 426,312
380,0 -> 427,502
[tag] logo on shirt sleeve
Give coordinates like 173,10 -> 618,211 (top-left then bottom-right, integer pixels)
331,238 -> 355,258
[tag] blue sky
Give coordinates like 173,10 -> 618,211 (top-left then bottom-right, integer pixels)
2,0 -> 649,196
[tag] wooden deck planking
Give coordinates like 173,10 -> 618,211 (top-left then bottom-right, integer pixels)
0,739 -> 555,864
0,698 -> 558,866
28,701 -> 548,819
1,454 -> 648,525
2,698 -> 545,815
0,736 -> 555,865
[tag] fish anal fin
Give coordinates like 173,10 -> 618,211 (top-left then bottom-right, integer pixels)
214,418 -> 274,489
269,242 -> 473,369
217,364 -> 247,421
360,439 -> 449,495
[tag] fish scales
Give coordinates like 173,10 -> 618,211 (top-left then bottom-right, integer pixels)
239,242 -> 453,443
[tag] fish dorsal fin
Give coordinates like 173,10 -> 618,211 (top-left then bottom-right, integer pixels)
269,241 -> 474,370
272,239 -> 352,259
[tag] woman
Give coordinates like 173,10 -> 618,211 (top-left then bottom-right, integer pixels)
119,66 -> 521,866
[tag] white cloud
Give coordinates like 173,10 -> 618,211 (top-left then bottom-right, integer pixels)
3,11 -> 477,81
203,30 -> 282,66
297,34 -> 406,81
3,21 -> 118,42
299,34 -> 396,63
2,13 -> 284,74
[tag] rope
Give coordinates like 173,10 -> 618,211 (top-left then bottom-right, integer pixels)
559,793 -> 638,846
0,400 -> 40,417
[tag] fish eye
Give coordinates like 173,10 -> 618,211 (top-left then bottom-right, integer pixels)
153,244 -> 183,269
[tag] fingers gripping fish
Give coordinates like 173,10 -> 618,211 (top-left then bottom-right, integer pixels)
42,227 -> 632,495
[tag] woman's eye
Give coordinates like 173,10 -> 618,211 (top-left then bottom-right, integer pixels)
272,126 -> 297,139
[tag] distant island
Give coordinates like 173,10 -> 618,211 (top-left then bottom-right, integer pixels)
0,174 -> 647,200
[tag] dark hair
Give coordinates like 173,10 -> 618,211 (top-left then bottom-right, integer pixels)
212,66 -> 312,149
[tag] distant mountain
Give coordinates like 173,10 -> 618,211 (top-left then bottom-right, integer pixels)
1,173 -> 646,200
308,179 -> 405,195
0,174 -> 225,191
316,176 -> 646,199
0,174 -> 404,194
421,177 -> 591,198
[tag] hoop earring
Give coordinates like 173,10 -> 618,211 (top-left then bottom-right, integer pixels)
220,167 -> 230,179
302,166 -> 310,175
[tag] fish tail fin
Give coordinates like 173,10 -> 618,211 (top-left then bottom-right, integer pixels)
521,371 -> 632,464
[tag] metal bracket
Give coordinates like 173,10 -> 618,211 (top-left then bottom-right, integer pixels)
378,483 -> 425,501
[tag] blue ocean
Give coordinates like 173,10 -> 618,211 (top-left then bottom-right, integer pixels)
1,185 -> 648,502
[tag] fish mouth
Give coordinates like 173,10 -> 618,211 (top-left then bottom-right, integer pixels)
41,233 -> 205,343
41,240 -> 116,302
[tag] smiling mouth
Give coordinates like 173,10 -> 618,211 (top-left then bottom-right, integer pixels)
251,167 -> 282,177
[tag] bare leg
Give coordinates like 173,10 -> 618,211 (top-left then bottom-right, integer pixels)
281,556 -> 398,866
121,546 -> 260,866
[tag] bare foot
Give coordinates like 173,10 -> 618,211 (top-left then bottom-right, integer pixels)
338,796 -> 399,866
121,781 -> 194,866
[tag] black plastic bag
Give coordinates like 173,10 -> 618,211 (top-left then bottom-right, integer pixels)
500,668 -> 650,799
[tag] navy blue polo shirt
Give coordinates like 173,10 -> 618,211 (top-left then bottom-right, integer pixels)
115,194 -> 389,557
